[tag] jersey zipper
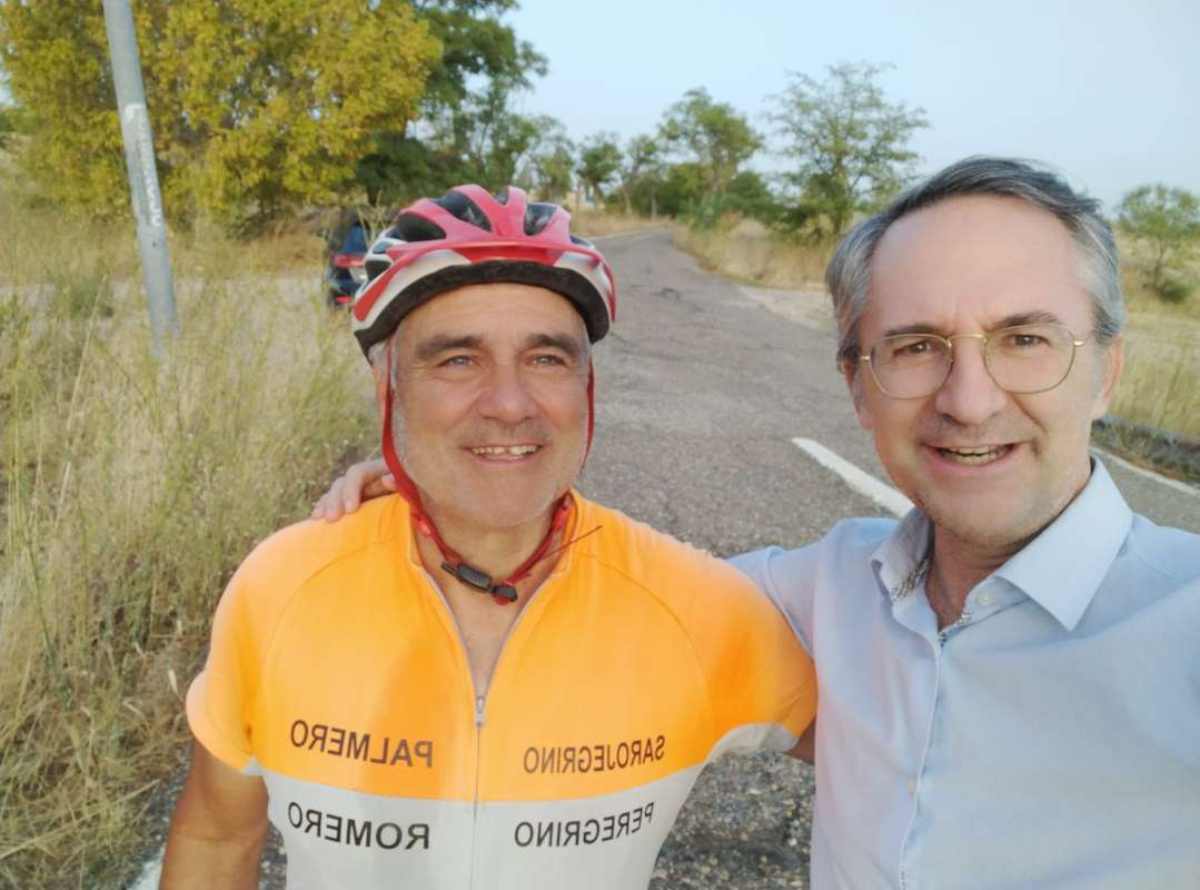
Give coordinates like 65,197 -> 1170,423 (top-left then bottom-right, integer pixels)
465,577 -> 557,888
471,693 -> 485,889
419,566 -> 559,890
416,571 -> 484,888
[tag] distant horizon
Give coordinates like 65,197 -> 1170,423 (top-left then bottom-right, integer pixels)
503,0 -> 1199,213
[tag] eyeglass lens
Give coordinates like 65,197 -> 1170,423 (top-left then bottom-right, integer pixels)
869,323 -> 1079,398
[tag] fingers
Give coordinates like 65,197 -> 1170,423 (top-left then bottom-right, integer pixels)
310,458 -> 392,523
363,473 -> 398,500
311,475 -> 352,523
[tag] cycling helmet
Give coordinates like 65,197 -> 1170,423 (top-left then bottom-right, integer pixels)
353,185 -> 615,607
351,185 -> 616,356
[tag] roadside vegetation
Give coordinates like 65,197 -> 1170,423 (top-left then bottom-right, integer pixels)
0,193 -> 373,887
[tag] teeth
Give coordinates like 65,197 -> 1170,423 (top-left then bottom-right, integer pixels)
471,445 -> 539,457
938,445 -> 1009,465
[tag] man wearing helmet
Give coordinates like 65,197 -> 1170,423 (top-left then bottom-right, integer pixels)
311,157 -> 1200,890
160,186 -> 816,889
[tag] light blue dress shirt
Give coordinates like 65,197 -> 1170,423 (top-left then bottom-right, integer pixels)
733,460 -> 1200,889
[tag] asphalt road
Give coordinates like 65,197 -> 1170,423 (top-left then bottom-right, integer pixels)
133,229 -> 1197,890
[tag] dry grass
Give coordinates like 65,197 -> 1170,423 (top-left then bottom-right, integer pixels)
1110,311 -> 1200,440
0,197 -> 374,888
674,218 -> 831,290
572,207 -> 662,238
677,219 -> 1200,442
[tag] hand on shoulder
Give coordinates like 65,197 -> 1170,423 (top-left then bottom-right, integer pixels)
310,457 -> 394,522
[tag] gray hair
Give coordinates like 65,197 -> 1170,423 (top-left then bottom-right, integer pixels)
367,339 -> 389,372
827,156 -> 1125,370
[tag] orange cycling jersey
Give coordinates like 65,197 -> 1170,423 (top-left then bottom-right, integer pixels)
188,492 -> 817,889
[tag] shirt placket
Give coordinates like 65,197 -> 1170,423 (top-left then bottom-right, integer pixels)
895,579 -> 1011,889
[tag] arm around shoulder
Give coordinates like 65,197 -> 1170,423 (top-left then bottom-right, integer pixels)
160,740 -> 269,890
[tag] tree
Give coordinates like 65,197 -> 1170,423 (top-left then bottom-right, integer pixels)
652,162 -> 707,218
576,132 -> 622,206
724,170 -> 783,224
1118,184 -> 1200,303
768,62 -> 928,238
0,0 -> 440,228
411,0 -> 546,120
521,117 -> 574,202
659,87 -> 760,201
354,0 -> 549,206
618,134 -> 662,216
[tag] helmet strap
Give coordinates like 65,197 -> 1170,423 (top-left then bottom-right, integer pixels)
380,340 -> 574,605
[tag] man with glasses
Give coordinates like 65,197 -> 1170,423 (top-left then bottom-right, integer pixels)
734,156 -> 1200,888
318,157 -> 1200,888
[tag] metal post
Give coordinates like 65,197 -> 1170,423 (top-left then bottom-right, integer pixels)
102,0 -> 178,353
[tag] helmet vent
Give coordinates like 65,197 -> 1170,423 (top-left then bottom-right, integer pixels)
525,202 -> 557,236
434,191 -> 491,231
388,214 -> 446,243
364,256 -> 392,281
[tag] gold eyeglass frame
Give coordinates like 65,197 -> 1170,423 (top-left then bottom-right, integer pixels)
859,324 -> 1088,399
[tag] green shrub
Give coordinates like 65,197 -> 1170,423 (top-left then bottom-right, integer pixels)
1153,275 -> 1194,305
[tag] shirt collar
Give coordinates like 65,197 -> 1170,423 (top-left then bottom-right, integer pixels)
869,458 -> 1132,630
870,508 -> 932,602
994,458 -> 1132,630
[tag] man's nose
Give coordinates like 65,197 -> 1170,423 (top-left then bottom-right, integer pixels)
476,363 -> 537,423
932,336 -> 1008,425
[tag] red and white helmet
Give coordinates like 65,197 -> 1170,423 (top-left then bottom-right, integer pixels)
352,185 -> 616,356
350,185 -> 615,605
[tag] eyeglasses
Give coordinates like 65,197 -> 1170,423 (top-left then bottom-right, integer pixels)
859,322 -> 1088,399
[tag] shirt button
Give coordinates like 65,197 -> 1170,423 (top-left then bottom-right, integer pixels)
906,779 -> 916,794
978,592 -> 993,607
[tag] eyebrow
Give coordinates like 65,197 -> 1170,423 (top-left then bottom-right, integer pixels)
524,332 -> 586,359
413,331 -> 587,362
880,310 -> 1066,339
414,334 -> 483,362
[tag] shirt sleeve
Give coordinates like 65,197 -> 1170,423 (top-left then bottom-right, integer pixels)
686,560 -> 817,755
185,564 -> 261,773
729,544 -> 821,656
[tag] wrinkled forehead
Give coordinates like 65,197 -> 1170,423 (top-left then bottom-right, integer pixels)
397,282 -> 591,352
866,195 -> 1092,334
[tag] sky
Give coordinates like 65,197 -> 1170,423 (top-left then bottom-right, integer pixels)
502,0 -> 1199,211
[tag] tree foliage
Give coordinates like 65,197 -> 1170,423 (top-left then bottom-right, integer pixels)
769,62 -> 928,238
0,102 -> 15,150
660,87 -> 760,201
618,134 -> 662,215
0,0 -> 440,228
412,0 -> 546,118
1119,184 -> 1200,304
521,116 -> 574,201
576,132 -> 622,204
353,1 -> 548,206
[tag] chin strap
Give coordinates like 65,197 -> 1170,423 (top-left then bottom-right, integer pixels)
381,341 -> 586,605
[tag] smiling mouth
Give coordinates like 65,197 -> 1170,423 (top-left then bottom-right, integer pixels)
469,444 -> 542,459
934,444 -> 1014,465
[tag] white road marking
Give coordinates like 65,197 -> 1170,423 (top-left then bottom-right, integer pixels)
791,438 -> 914,518
128,855 -> 162,890
1092,447 -> 1199,498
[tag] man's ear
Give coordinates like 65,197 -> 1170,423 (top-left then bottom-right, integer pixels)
841,358 -> 874,431
1090,335 -> 1125,421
